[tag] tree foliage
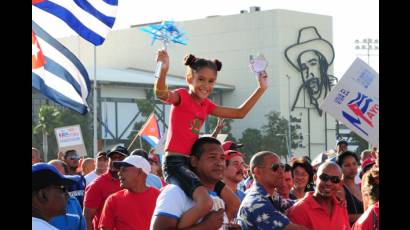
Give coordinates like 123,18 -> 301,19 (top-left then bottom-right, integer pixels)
239,128 -> 263,163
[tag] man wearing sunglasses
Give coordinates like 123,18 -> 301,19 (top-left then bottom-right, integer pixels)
32,163 -> 74,230
287,162 -> 350,230
238,151 -> 308,230
63,149 -> 81,175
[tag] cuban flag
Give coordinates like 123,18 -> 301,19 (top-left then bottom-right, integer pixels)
139,113 -> 161,147
32,21 -> 91,114
32,0 -> 118,45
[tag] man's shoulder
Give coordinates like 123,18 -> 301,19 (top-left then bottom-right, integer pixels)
154,185 -> 193,219
85,171 -> 97,179
289,192 -> 315,213
159,184 -> 186,197
32,217 -> 58,230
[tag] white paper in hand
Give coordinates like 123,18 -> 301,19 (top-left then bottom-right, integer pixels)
249,54 -> 268,75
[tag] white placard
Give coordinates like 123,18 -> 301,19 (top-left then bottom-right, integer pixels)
54,125 -> 87,156
320,58 -> 379,147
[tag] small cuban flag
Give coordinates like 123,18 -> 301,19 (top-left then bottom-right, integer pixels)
139,113 -> 161,147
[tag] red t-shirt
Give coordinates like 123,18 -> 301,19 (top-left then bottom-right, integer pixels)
351,202 -> 379,230
165,88 -> 217,155
83,171 -> 121,230
98,187 -> 160,230
287,192 -> 351,230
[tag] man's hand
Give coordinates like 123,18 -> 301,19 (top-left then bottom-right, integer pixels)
201,209 -> 224,230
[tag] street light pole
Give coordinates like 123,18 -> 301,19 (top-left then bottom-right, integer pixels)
354,38 -> 379,67
286,75 -> 292,158
276,133 -> 290,162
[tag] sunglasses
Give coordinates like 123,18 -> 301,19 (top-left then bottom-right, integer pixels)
319,173 -> 341,184
68,156 -> 80,160
261,162 -> 285,172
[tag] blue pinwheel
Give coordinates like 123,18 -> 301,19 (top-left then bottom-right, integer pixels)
141,21 -> 188,77
141,21 -> 187,48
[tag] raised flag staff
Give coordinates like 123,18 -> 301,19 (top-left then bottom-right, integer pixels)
127,112 -> 161,150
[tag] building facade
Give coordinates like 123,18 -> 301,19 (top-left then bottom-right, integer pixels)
54,8 -> 338,159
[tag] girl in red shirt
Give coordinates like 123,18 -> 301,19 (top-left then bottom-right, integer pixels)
154,49 -> 268,228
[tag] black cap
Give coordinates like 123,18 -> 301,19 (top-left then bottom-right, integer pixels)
130,149 -> 149,161
96,151 -> 107,159
222,141 -> 244,151
107,145 -> 129,158
32,163 -> 74,192
337,140 -> 348,146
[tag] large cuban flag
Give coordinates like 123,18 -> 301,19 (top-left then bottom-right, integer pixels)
32,21 -> 91,114
32,0 -> 118,45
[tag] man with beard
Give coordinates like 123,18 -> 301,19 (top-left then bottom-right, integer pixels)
285,26 -> 337,116
223,150 -> 246,202
83,146 -> 129,230
98,155 -> 160,230
287,162 -> 350,230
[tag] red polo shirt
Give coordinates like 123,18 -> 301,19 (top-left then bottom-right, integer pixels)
83,171 -> 121,230
99,187 -> 160,230
288,192 -> 351,230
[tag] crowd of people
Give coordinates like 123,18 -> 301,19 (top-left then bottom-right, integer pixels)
32,139 -> 379,230
32,49 -> 379,230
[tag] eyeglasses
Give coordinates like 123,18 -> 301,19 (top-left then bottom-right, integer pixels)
319,173 -> 341,184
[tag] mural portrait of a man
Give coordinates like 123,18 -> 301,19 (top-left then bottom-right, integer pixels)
285,26 -> 337,116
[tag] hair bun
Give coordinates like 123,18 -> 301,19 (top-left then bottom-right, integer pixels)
214,59 -> 222,71
184,54 -> 196,67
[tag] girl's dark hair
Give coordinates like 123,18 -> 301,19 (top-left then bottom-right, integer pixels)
291,157 -> 315,192
184,54 -> 222,72
336,151 -> 360,167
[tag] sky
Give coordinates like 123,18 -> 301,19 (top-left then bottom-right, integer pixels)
44,0 -> 379,78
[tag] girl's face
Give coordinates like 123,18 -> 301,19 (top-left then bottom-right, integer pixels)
293,166 -> 309,189
188,67 -> 217,100
341,156 -> 358,179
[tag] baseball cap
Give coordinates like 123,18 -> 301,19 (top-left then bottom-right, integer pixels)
32,163 -> 74,192
113,155 -> 151,175
224,150 -> 244,161
107,145 -> 130,158
222,141 -> 244,151
130,149 -> 149,160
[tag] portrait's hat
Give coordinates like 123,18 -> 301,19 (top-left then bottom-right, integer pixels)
285,26 -> 334,71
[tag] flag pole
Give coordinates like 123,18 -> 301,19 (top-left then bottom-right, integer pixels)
127,112 -> 154,150
93,46 -> 98,157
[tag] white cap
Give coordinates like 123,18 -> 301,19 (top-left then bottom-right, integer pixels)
113,155 -> 151,175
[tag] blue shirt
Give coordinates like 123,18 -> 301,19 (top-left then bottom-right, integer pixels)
235,189 -> 246,202
237,182 -> 291,230
146,173 -> 163,189
49,196 -> 86,230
